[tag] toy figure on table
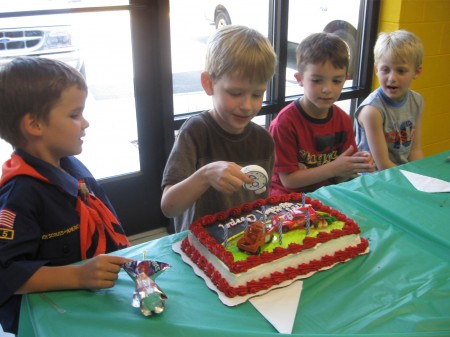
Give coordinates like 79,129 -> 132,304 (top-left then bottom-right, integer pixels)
122,260 -> 171,316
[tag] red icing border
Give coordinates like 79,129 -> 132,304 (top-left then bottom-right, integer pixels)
181,193 -> 369,297
182,235 -> 368,298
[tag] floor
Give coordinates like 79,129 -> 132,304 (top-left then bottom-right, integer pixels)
127,227 -> 169,246
1,227 -> 169,336
0,326 -> 13,337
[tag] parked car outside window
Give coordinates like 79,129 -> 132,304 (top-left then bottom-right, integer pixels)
0,1 -> 84,75
204,0 -> 360,77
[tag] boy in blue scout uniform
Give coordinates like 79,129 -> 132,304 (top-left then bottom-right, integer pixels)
0,57 -> 131,335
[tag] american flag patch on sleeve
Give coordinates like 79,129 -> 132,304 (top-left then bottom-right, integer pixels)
0,209 -> 16,229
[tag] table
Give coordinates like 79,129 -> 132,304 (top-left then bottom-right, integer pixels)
19,151 -> 450,337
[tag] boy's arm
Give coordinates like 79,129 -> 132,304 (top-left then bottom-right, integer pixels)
279,146 -> 373,188
279,162 -> 337,189
15,255 -> 131,294
161,161 -> 252,218
357,105 -> 396,170
408,105 -> 425,161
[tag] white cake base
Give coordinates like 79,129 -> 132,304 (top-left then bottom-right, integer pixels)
172,240 -> 362,306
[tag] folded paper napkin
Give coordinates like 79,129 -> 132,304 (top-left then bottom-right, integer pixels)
400,170 -> 450,193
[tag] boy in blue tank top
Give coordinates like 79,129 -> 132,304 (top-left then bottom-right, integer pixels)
354,29 -> 425,170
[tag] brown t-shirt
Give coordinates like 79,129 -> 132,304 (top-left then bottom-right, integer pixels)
162,111 -> 274,232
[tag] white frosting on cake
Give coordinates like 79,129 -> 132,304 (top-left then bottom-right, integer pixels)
186,231 -> 364,287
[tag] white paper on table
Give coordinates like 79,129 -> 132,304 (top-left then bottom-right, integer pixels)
249,281 -> 303,334
400,170 -> 450,193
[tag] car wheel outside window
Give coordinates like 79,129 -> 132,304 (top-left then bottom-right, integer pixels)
323,20 -> 357,79
215,10 -> 231,29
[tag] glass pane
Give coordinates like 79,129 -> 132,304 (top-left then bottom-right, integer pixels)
170,0 -> 270,115
0,5 -> 139,179
73,11 -> 139,179
2,0 -> 129,12
335,99 -> 353,116
286,0 -> 361,97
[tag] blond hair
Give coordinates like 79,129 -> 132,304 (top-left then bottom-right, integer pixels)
204,25 -> 277,83
374,30 -> 424,69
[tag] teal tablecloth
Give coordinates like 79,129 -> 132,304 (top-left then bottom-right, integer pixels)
19,151 -> 450,337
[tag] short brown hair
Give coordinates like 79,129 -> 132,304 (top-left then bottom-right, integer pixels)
0,57 -> 87,148
296,32 -> 349,76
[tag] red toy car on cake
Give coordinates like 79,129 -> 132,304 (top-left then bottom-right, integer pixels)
272,205 -> 327,233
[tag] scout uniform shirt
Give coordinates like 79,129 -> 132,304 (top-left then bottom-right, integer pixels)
0,149 -> 129,334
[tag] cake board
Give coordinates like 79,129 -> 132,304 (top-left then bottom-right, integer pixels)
172,240 -> 365,333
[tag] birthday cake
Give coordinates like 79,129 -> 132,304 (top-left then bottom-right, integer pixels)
180,193 -> 369,299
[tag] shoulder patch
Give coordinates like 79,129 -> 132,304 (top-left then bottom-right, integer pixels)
0,209 -> 16,229
0,228 -> 14,240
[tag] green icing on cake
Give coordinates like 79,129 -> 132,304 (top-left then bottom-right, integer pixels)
226,219 -> 345,262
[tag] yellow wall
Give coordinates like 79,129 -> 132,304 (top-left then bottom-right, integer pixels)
376,0 -> 450,156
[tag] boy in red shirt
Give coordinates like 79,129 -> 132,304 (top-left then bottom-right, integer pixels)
270,32 -> 375,195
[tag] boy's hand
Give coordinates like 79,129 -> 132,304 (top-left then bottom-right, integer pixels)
162,161 -> 255,218
352,151 -> 376,173
332,146 -> 375,180
205,161 -> 253,194
77,255 -> 132,290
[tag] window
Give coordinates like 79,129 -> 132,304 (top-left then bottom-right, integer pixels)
170,0 -> 270,116
0,1 -> 139,179
170,0 -> 379,129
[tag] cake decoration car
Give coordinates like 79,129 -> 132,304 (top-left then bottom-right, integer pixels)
272,205 -> 329,233
237,220 -> 275,254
